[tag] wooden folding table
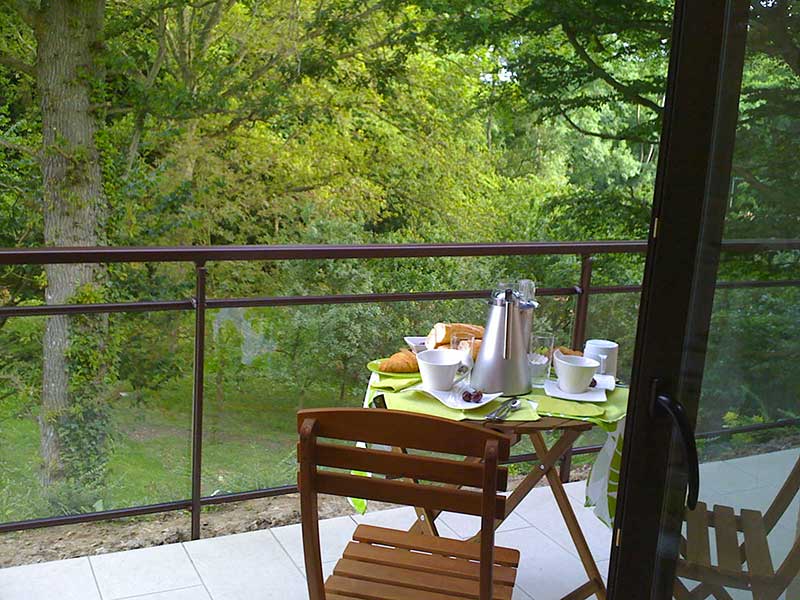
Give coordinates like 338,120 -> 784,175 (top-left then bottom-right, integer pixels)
401,415 -> 608,600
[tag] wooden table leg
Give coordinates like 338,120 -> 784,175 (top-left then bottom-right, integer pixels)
401,449 -> 480,536
530,432 -> 608,600
469,429 -> 582,543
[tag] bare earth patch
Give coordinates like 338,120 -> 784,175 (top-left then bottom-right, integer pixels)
0,469 -> 590,568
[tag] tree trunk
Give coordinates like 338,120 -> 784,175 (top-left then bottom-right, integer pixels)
35,0 -> 105,487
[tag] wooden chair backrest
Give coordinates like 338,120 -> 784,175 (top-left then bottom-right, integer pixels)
297,408 -> 512,600
764,453 -> 800,532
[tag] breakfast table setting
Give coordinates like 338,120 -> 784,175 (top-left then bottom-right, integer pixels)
355,280 -> 630,600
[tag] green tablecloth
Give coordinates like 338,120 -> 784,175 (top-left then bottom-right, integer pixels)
363,373 -> 629,527
367,373 -> 628,427
382,390 -> 541,421
523,387 -> 628,429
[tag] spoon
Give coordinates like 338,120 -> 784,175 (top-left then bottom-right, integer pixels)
489,398 -> 521,422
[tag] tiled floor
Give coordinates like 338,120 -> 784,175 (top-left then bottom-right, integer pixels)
1,450 -> 797,600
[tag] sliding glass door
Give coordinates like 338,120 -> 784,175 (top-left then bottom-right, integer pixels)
610,0 -> 799,598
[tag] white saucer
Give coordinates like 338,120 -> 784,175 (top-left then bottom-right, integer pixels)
544,379 -> 607,403
409,379 -> 501,410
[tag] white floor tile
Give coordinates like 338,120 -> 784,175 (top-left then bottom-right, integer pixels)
184,529 -> 306,600
352,506 -> 419,530
564,480 -> 587,503
271,515 -> 357,568
597,559 -> 610,582
128,587 -> 212,600
90,544 -> 200,600
727,448 -> 800,489
0,557 -> 100,600
438,510 -> 531,539
513,487 -> 612,563
497,527 -> 603,600
698,459 -> 758,498
512,585 -> 534,599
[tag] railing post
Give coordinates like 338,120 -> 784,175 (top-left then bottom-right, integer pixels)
571,254 -> 593,350
190,263 -> 207,540
559,446 -> 574,483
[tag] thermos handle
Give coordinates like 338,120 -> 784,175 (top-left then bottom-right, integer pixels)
502,289 -> 513,360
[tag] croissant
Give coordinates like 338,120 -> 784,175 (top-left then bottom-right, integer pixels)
425,323 -> 485,350
556,345 -> 583,357
379,349 -> 419,373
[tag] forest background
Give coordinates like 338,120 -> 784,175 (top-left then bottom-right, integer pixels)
0,0 -> 798,524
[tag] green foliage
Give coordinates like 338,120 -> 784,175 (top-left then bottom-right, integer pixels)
59,284 -> 121,493
0,0 -> 798,523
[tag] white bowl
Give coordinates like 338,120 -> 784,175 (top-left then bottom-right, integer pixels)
416,348 -> 463,391
404,336 -> 428,353
553,350 -> 599,394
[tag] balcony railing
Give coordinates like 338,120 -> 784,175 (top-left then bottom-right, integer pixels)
1,238 -> 798,539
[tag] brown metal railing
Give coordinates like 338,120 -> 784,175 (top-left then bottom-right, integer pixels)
0,238 -> 798,537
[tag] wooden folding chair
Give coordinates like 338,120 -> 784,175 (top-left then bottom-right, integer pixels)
297,408 -> 520,600
674,454 -> 800,600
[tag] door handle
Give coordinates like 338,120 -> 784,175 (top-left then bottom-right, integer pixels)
654,393 -> 700,510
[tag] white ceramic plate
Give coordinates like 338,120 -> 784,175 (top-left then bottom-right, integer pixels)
544,379 -> 607,403
409,379 -> 502,410
404,336 -> 428,352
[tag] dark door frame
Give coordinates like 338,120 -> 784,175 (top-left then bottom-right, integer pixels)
607,0 -> 749,597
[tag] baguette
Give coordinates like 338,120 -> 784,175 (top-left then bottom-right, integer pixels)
425,323 -> 485,350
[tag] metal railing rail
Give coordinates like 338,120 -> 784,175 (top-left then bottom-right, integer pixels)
0,238 -> 798,537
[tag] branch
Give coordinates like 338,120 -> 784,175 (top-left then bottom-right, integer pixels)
0,50 -> 34,78
0,135 -> 38,158
558,107 -> 657,145
282,173 -> 342,195
7,0 -> 37,28
748,7 -> 800,79
562,24 -> 663,114
732,166 -> 773,195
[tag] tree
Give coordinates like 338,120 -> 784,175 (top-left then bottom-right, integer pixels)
1,1 -> 108,489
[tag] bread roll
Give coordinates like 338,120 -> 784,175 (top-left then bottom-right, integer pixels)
425,323 -> 485,350
556,345 -> 583,357
379,349 -> 419,373
458,338 -> 482,360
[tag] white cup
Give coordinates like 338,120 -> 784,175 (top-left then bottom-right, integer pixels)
553,351 -> 599,394
416,349 -> 464,391
584,339 -> 619,377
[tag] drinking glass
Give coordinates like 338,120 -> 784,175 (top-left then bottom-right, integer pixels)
450,334 -> 476,368
518,279 -> 536,302
529,333 -> 555,388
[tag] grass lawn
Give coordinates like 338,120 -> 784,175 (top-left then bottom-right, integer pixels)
0,372 -> 365,522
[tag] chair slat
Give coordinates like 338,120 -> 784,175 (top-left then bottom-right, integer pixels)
713,504 -> 741,573
353,524 -> 520,566
311,442 -> 508,490
333,558 -> 512,600
315,472 -> 505,519
326,575 -> 465,600
740,509 -> 774,578
342,542 -> 517,586
686,501 -> 710,567
297,409 -> 511,459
